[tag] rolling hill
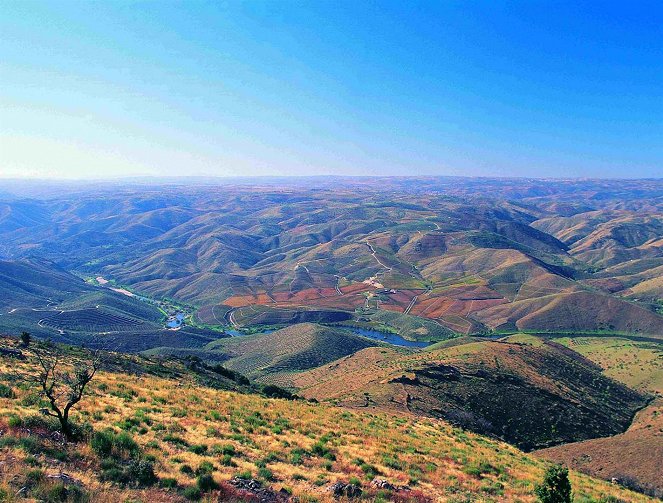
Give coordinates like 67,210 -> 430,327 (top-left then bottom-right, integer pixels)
291,335 -> 648,451
146,323 -> 385,384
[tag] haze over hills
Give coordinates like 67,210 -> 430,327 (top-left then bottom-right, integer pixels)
1,177 -> 662,340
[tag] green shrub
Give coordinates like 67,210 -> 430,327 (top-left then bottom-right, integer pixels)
258,467 -> 274,481
114,432 -> 139,456
360,463 -> 380,479
24,469 -> 44,487
160,477 -> 178,489
127,459 -> 157,487
0,435 -> 18,448
196,461 -> 214,475
197,473 -> 217,492
235,470 -> 252,480
8,414 -> 22,427
188,444 -> 208,455
535,465 -> 573,503
36,483 -> 87,503
183,486 -> 202,501
311,441 -> 335,460
19,437 -> 41,455
90,430 -> 114,457
180,464 -> 194,476
163,434 -> 188,446
0,383 -> 15,399
218,444 -> 235,456
99,457 -> 156,487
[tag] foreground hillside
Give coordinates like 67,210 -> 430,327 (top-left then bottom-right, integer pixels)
535,337 -> 663,497
0,338 -> 652,502
291,335 -> 648,451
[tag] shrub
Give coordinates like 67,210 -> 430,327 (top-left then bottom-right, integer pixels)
91,430 -> 139,460
197,473 -> 217,492
189,444 -> 208,455
218,444 -> 235,456
160,477 -> 178,489
535,465 -> 573,503
360,463 -> 380,478
183,486 -> 202,501
126,459 -> 158,487
91,430 -> 114,458
196,461 -> 214,475
0,383 -> 15,399
37,483 -> 88,503
8,414 -> 22,427
115,432 -> 139,457
258,467 -> 274,481
220,454 -> 235,467
311,441 -> 335,460
24,469 -> 44,487
180,464 -> 194,476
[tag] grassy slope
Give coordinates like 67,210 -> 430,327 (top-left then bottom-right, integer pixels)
198,323 -> 384,384
535,337 -> 663,495
292,337 -> 647,451
0,338 -> 653,503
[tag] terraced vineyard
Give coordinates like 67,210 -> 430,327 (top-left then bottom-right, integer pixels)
40,308 -> 144,332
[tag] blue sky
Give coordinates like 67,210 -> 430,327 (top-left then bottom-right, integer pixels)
1,1 -> 661,179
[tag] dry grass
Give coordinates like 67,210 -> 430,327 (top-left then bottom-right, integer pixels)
0,341 -> 655,502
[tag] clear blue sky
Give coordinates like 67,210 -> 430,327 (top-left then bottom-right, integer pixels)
1,1 -> 661,179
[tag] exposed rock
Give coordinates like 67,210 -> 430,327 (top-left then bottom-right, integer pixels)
227,477 -> 290,502
328,482 -> 363,499
371,479 -> 411,492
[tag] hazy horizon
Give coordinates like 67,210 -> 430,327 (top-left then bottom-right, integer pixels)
1,1 -> 662,180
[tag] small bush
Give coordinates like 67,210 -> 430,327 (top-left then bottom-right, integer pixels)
8,414 -> 22,428
0,383 -> 15,399
258,467 -> 274,481
126,459 -> 158,487
196,461 -> 214,475
535,465 -> 573,503
160,477 -> 178,489
189,444 -> 208,455
197,473 -> 217,492
183,486 -> 202,501
115,432 -> 139,456
220,454 -> 235,467
91,430 -> 114,458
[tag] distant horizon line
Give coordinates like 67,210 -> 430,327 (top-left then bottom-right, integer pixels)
1,174 -> 662,183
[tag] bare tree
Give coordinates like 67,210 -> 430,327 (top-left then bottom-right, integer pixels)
17,341 -> 101,442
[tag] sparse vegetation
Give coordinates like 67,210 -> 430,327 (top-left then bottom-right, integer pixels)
0,337 -> 652,502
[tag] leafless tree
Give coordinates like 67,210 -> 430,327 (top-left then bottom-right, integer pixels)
16,341 -> 101,442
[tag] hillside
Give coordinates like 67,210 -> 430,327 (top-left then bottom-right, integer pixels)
535,337 -> 663,497
291,335 -> 648,451
0,337 -> 653,503
147,323 -> 385,384
0,259 -> 229,352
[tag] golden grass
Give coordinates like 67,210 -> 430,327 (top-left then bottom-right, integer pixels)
0,346 -> 655,502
